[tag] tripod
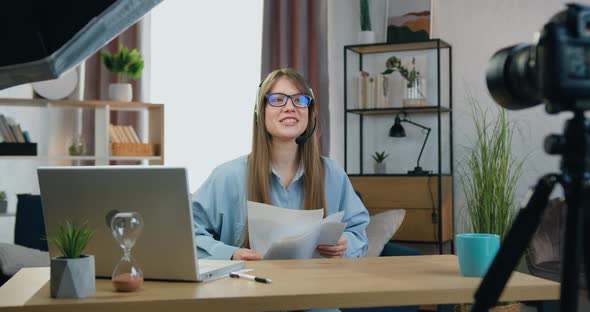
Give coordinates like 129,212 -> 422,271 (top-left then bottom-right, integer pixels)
470,110 -> 590,312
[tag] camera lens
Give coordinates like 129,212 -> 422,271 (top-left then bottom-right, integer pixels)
486,44 -> 542,110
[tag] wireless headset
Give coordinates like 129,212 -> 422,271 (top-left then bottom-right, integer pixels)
254,81 -> 317,145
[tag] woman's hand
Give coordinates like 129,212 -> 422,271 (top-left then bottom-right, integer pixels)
316,235 -> 348,258
231,248 -> 263,261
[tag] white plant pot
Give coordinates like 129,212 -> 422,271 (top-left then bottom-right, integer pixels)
50,255 -> 96,298
374,162 -> 386,174
108,83 -> 133,102
358,31 -> 376,44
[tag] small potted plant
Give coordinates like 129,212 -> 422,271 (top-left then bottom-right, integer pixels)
48,221 -> 96,298
0,191 -> 7,213
101,44 -> 144,102
371,151 -> 389,174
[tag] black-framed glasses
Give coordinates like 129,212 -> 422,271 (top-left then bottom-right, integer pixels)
265,93 -> 313,108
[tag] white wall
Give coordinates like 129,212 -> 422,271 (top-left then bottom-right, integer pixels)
0,84 -> 34,242
328,0 -> 589,233
150,0 -> 263,192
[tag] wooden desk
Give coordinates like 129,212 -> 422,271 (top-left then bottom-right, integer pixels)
0,255 -> 559,312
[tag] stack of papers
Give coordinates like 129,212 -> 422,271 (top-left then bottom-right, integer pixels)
247,201 -> 346,259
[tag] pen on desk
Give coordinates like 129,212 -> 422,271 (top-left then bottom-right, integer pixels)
229,272 -> 272,284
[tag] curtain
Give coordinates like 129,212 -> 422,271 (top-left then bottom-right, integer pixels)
261,0 -> 330,156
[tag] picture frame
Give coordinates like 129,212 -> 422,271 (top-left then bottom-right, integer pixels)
385,0 -> 432,43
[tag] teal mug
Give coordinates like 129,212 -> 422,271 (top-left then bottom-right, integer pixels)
456,233 -> 500,277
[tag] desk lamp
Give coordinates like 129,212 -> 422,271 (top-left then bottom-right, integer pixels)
389,115 -> 432,175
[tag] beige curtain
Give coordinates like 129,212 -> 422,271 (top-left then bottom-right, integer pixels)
261,0 -> 330,155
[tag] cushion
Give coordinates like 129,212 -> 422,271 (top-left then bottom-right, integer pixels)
0,243 -> 49,276
366,209 -> 406,257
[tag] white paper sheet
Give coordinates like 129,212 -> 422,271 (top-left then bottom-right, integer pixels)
247,201 -> 346,259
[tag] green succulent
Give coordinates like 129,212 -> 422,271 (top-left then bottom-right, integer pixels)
47,221 -> 95,259
371,151 -> 389,163
101,44 -> 145,83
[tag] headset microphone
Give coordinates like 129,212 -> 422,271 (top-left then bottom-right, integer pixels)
295,115 -> 317,145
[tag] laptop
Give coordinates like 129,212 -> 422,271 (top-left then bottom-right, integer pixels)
37,166 -> 245,282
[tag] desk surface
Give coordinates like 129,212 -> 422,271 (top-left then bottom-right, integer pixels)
0,255 -> 559,312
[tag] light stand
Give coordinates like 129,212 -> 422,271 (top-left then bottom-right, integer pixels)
389,115 -> 432,175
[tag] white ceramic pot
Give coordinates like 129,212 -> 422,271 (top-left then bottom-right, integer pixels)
374,162 -> 386,174
358,31 -> 376,44
108,83 -> 133,102
50,255 -> 96,298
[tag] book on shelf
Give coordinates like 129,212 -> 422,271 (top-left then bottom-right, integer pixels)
354,72 -> 392,110
109,124 -> 142,144
127,126 -> 141,143
0,114 -> 31,143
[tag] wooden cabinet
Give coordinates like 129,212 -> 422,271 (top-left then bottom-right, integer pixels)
350,176 -> 453,242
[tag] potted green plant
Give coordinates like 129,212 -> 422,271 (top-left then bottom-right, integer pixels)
358,0 -> 375,44
47,221 -> 96,298
371,150 -> 389,174
0,191 -> 7,214
382,56 -> 425,105
457,92 -> 524,312
101,44 -> 144,102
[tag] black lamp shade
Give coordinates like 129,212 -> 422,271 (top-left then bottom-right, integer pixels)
389,116 -> 406,137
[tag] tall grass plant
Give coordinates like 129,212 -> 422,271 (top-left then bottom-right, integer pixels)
460,92 -> 524,240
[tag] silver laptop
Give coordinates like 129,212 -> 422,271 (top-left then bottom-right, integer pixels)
38,166 -> 245,282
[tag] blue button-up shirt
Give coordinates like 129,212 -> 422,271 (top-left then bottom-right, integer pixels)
191,155 -> 370,259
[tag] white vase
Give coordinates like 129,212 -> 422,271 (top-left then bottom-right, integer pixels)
108,83 -> 133,102
50,255 -> 96,298
358,31 -> 376,44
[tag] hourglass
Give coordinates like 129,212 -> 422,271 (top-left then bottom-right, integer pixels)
110,212 -> 144,292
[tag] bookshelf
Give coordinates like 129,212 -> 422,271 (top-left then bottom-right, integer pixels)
344,39 -> 453,254
0,98 -> 164,165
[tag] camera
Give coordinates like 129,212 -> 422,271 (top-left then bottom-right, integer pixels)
486,3 -> 590,113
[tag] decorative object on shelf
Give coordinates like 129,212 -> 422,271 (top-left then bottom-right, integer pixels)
110,211 -> 144,292
0,191 -> 6,213
108,124 -> 155,156
385,0 -> 431,43
101,44 -> 144,102
67,133 -> 87,156
47,221 -> 96,299
0,143 -> 37,156
456,95 -> 523,312
382,56 -> 426,106
371,150 -> 389,174
358,0 -> 375,44
31,66 -> 78,100
389,115 -> 431,175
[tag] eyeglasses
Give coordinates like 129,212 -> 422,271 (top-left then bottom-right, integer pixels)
265,93 -> 313,108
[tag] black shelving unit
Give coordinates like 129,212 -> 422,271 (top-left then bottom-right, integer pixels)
344,39 -> 453,254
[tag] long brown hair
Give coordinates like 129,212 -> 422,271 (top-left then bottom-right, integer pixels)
244,69 -> 326,247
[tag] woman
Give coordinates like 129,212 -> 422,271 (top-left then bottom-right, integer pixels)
192,68 -> 369,261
